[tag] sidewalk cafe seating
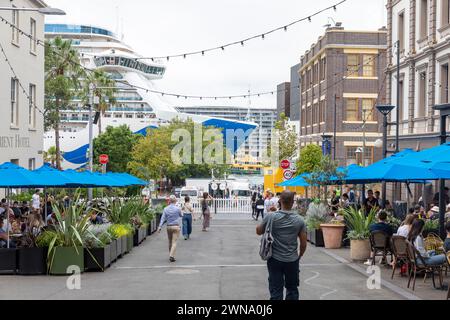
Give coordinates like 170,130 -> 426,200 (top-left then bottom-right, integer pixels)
369,231 -> 393,266
405,240 -> 444,291
391,236 -> 409,279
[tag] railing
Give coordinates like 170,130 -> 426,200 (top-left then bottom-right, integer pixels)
186,198 -> 252,214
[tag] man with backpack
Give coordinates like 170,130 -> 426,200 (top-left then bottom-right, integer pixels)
256,190 -> 307,300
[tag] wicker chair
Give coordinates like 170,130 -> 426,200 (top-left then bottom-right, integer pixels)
369,230 -> 393,266
391,235 -> 408,279
405,240 -> 444,291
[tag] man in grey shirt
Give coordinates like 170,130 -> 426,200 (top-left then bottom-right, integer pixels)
256,190 -> 307,300
158,195 -> 182,262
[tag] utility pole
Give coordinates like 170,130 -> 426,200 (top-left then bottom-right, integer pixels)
333,94 -> 337,160
362,109 -> 367,167
395,40 -> 400,153
88,83 -> 96,201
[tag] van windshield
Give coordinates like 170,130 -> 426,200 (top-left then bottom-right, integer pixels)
233,190 -> 251,197
181,190 -> 198,197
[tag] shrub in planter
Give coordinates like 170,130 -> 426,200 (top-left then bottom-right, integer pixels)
84,226 -> 113,272
18,225 -> 48,275
343,207 -> 376,261
305,202 -> 329,247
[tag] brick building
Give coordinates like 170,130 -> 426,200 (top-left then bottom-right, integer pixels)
298,25 -> 387,166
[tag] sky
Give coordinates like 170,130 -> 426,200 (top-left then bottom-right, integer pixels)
45,0 -> 387,109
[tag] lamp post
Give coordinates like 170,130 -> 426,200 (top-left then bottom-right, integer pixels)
0,6 -> 66,15
376,105 -> 395,208
432,103 -> 450,239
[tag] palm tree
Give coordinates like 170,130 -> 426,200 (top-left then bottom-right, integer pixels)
45,37 -> 85,170
43,146 -> 60,167
82,69 -> 117,134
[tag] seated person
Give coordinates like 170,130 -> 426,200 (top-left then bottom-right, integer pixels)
89,212 -> 104,225
341,193 -> 350,209
369,211 -> 393,236
0,219 -> 16,248
444,221 -> 450,252
20,201 -> 29,216
45,213 -> 56,226
11,201 -> 21,219
408,219 -> 446,266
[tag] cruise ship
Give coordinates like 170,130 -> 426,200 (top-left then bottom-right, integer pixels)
43,24 -> 257,169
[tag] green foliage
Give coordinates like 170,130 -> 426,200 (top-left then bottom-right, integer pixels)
128,118 -> 230,186
296,144 -> 323,175
85,224 -> 112,248
305,202 -> 330,230
36,230 -> 61,248
272,113 -> 299,162
343,207 -> 377,240
108,224 -> 133,239
93,125 -> 140,173
10,192 -> 33,202
424,219 -> 440,232
307,156 -> 345,186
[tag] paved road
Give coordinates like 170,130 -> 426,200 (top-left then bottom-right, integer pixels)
2,216 -> 406,300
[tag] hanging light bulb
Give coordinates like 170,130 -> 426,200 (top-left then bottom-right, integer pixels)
261,34 -> 265,40
241,41 -> 244,46
308,17 -> 312,22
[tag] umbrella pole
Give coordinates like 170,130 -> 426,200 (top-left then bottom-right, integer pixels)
6,188 -> 9,249
44,188 -> 47,226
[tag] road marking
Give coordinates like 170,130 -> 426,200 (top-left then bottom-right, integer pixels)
304,271 -> 338,300
113,263 -> 342,270
319,249 -> 421,301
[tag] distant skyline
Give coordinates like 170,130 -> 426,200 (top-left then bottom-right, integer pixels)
45,0 -> 387,109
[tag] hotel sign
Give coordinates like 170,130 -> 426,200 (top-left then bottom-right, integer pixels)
0,134 -> 31,149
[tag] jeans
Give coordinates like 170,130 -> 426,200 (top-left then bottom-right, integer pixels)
420,252 -> 447,266
256,210 -> 264,221
267,257 -> 300,300
182,214 -> 192,237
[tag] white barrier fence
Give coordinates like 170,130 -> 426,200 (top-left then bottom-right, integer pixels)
188,198 -> 252,214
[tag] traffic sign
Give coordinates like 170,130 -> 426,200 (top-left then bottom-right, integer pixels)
283,170 -> 294,181
99,154 -> 109,165
281,159 -> 291,170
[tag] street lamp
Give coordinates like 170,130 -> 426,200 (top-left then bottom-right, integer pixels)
376,105 -> 395,208
0,6 -> 66,15
432,103 -> 450,239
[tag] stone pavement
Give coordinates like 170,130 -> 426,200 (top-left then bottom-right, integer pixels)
0,215 -> 414,300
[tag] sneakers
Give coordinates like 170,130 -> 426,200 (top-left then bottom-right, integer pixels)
169,257 -> 176,262
364,259 -> 372,266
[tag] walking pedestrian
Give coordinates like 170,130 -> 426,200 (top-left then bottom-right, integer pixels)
255,194 -> 265,221
251,192 -> 257,219
182,196 -> 194,240
158,195 -> 182,262
256,190 -> 307,300
201,192 -> 213,232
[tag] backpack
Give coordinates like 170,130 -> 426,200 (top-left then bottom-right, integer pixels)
259,214 -> 275,261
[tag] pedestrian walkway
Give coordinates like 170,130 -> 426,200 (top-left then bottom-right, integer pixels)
1,217 -> 407,300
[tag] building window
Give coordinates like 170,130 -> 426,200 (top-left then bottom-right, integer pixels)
320,57 -> 326,81
11,8 -> 19,45
301,108 -> 306,127
313,63 -> 319,84
420,0 -> 429,39
319,100 -> 325,123
10,159 -> 19,165
347,55 -> 359,77
30,18 -> 37,53
11,78 -> 19,126
363,55 -> 375,77
28,158 -> 36,170
418,72 -> 427,118
29,84 -> 36,128
345,99 -> 359,121
362,99 -> 374,121
442,0 -> 450,27
441,64 -> 449,103
346,147 -> 374,166
398,12 -> 405,52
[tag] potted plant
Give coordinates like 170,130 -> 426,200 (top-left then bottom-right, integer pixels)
320,220 -> 345,249
423,219 -> 440,238
18,227 -> 47,275
305,202 -> 329,247
44,197 -> 93,275
343,207 -> 376,261
108,224 -> 129,257
84,225 -> 112,272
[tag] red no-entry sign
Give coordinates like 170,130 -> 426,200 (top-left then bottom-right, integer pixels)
281,159 -> 291,170
99,154 -> 109,165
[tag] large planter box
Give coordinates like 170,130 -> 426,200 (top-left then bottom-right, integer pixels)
133,229 -> 139,247
0,248 -> 17,274
320,224 -> 345,249
84,245 -> 111,272
152,219 -> 158,233
147,223 -> 152,236
350,239 -> 371,261
49,247 -> 84,275
141,227 -> 147,242
127,235 -> 133,253
306,230 -> 311,242
17,247 -> 47,275
310,229 -> 325,247
121,236 -> 127,256
110,239 -> 118,262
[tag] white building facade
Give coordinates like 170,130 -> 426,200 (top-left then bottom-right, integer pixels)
0,0 -> 46,169
387,0 -> 450,149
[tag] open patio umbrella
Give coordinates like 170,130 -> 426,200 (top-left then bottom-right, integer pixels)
278,174 -> 310,187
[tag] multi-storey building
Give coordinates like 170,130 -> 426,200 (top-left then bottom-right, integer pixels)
298,25 -> 387,166
386,0 -> 450,150
0,0 -> 47,169
177,106 -> 277,165
276,82 -> 290,119
290,63 -> 301,122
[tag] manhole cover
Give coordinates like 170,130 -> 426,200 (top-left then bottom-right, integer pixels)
166,269 -> 200,275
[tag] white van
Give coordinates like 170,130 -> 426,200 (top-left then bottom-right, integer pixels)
180,187 -> 199,200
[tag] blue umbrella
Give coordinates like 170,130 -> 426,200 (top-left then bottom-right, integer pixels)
61,170 -> 101,187
113,173 -> 147,186
0,162 -> 40,187
278,174 -> 310,187
33,164 -> 75,187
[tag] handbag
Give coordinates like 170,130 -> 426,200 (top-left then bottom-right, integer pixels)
259,214 -> 274,261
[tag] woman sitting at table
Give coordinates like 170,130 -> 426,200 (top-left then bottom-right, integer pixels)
407,219 -> 447,266
0,219 -> 16,248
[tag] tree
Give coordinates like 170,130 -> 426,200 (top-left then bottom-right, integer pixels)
296,144 -> 323,175
45,37 -> 85,169
81,69 -> 117,135
93,125 -> 140,172
43,146 -> 60,167
273,113 -> 299,162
